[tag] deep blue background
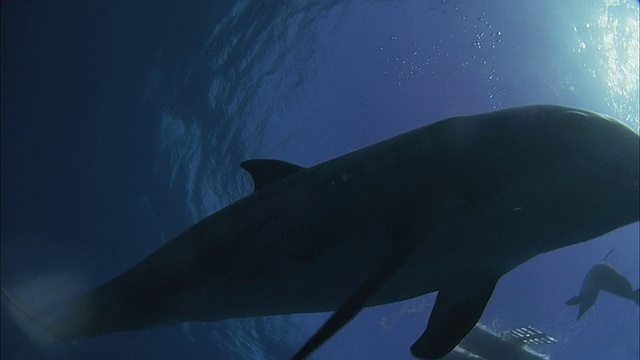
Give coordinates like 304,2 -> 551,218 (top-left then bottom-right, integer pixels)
2,0 -> 638,359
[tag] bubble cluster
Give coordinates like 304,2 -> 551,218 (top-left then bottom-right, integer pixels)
379,9 -> 505,108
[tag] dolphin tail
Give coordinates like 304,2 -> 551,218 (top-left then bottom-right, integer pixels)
565,296 -> 581,306
1,286 -> 71,346
633,289 -> 639,305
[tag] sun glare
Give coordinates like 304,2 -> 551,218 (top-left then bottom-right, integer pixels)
599,0 -> 640,128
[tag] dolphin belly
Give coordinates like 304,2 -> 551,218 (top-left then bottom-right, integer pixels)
2,105 -> 637,360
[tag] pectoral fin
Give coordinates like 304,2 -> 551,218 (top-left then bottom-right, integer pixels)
410,273 -> 498,359
290,217 -> 421,360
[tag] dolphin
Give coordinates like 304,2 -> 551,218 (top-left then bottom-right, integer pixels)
566,250 -> 640,320
2,105 -> 639,359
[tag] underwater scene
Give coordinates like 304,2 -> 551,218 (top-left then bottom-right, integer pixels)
1,0 -> 639,359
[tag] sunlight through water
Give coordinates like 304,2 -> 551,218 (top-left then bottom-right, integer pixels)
575,0 -> 639,129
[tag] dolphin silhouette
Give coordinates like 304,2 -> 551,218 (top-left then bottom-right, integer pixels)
566,250 -> 640,320
2,105 -> 639,359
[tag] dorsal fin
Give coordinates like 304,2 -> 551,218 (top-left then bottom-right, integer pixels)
240,159 -> 305,192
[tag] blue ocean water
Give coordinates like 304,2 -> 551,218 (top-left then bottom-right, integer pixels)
1,0 -> 638,359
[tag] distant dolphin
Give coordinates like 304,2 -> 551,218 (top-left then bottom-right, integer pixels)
566,250 -> 640,320
2,105 -> 639,359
